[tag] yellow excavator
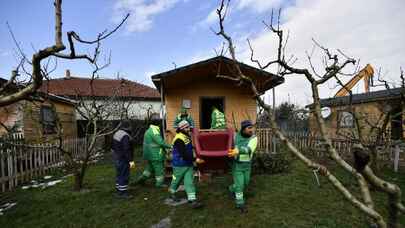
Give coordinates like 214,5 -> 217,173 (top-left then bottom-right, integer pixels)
334,64 -> 374,97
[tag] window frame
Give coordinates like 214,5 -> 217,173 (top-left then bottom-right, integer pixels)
337,110 -> 354,128
40,105 -> 57,135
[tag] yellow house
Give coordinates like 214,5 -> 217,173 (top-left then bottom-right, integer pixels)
308,87 -> 405,140
151,56 -> 284,134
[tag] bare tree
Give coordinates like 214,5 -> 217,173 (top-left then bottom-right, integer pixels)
52,72 -> 141,191
213,1 -> 404,227
41,68 -> 154,191
0,0 -> 129,108
0,0 -> 130,190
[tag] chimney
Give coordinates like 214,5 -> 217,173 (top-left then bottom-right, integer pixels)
65,69 -> 71,78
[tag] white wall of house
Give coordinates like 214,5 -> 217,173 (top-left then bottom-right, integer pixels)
75,99 -> 161,121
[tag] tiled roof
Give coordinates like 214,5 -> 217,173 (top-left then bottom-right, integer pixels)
1,77 -> 77,105
40,77 -> 160,100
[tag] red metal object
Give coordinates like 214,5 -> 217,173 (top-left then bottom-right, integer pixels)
192,128 -> 234,173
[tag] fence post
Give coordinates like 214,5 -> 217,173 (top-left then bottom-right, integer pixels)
7,146 -> 13,191
272,129 -> 277,154
394,144 -> 400,173
0,141 -> 5,192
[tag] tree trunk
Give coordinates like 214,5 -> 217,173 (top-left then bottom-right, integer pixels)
73,171 -> 83,191
369,147 -> 380,173
388,195 -> 401,228
73,164 -> 88,191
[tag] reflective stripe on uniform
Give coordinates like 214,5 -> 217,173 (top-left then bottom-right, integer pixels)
172,132 -> 190,145
113,130 -> 129,142
238,136 -> 258,162
155,176 -> 164,181
247,137 -> 258,154
143,142 -> 161,148
117,185 -> 128,191
235,192 -> 244,200
239,154 -> 251,162
187,192 -> 197,201
214,110 -> 225,128
151,125 -> 160,135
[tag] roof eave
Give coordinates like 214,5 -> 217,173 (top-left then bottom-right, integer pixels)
150,56 -> 278,81
64,95 -> 161,101
152,78 -> 161,91
306,95 -> 403,108
258,76 -> 285,94
36,92 -> 78,105
150,56 -> 285,92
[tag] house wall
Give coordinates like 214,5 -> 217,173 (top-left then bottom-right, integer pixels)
75,99 -> 161,121
309,100 -> 404,140
164,79 -> 257,132
0,102 -> 24,136
23,100 -> 77,142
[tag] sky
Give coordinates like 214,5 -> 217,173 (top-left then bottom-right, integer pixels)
0,0 -> 404,106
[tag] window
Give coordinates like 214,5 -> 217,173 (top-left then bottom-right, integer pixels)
182,99 -> 191,109
41,106 -> 56,134
338,111 -> 354,128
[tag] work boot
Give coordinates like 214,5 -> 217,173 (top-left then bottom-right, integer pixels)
169,194 -> 180,202
157,183 -> 169,188
228,189 -> 235,199
115,191 -> 133,199
135,179 -> 146,186
189,200 -> 204,209
237,204 -> 248,214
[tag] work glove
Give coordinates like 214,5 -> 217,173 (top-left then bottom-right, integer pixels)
227,148 -> 239,158
196,158 -> 205,164
129,161 -> 136,169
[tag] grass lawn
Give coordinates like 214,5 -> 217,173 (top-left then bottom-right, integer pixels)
0,153 -> 404,228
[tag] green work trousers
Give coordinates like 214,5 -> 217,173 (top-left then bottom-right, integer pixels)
137,160 -> 165,187
228,162 -> 251,206
169,166 -> 197,201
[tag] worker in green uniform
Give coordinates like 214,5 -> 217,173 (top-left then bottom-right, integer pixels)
136,116 -> 172,187
228,120 -> 258,213
173,107 -> 195,129
169,120 -> 204,209
211,106 -> 226,129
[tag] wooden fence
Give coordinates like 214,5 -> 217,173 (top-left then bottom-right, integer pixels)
257,128 -> 403,164
0,135 -> 104,192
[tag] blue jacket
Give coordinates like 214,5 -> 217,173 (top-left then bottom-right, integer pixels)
112,130 -> 133,162
172,132 -> 194,167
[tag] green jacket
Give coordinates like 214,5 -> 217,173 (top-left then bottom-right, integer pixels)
173,114 -> 195,129
143,125 -> 171,161
211,108 -> 226,129
234,132 -> 258,163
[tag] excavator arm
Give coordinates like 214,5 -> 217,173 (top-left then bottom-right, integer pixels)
334,64 -> 374,97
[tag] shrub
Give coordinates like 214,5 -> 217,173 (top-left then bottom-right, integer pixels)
252,151 -> 291,175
